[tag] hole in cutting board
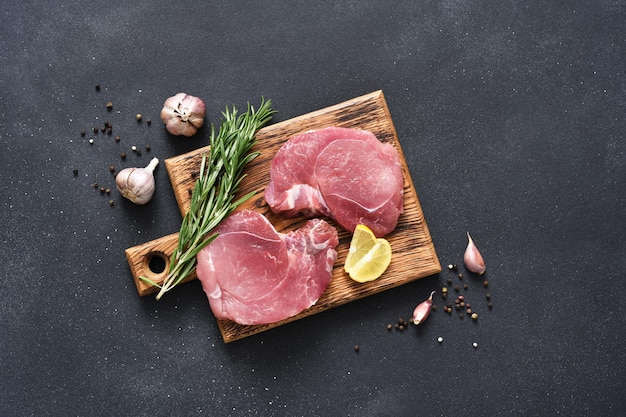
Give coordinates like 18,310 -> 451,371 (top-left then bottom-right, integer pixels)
145,251 -> 168,280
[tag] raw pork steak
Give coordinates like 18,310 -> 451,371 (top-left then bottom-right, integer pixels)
196,210 -> 338,325
265,127 -> 404,237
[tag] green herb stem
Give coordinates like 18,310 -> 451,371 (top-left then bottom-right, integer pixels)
140,98 -> 274,300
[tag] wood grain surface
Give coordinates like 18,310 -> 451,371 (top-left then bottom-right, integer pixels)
125,90 -> 441,342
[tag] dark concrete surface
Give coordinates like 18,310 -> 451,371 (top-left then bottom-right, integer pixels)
1,1 -> 624,416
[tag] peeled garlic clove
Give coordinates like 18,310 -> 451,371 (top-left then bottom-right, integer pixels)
116,157 -> 159,205
464,232 -> 486,275
160,93 -> 206,137
412,291 -> 435,325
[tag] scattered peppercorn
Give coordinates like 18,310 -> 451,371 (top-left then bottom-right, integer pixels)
108,199 -> 115,206
437,337 -> 443,343
115,135 -> 120,142
458,273 -> 463,279
100,187 -> 105,194
80,130 -> 86,136
472,342 -> 478,348
105,188 -> 111,194
95,84 -> 101,91
488,302 -> 493,309
109,165 -> 115,173
146,119 -> 152,125
485,293 -> 491,300
446,277 -> 452,285
120,152 -> 126,160
89,138 -> 94,144
482,280 -> 489,287
135,113 -> 142,122
131,145 -> 137,152
463,283 -> 468,290
73,168 -> 78,176
93,182 -> 98,188
471,313 -> 479,321
354,345 -> 360,352
93,127 -> 98,134
106,101 -> 113,109
459,313 -> 464,319
386,324 -> 392,331
145,144 -> 151,151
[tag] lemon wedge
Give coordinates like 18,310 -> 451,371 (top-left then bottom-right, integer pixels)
344,224 -> 392,282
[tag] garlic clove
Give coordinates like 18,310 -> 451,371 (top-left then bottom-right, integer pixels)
464,232 -> 486,275
411,291 -> 435,325
116,157 -> 159,205
160,93 -> 206,137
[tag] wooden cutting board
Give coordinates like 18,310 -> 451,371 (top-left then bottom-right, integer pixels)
125,90 -> 441,343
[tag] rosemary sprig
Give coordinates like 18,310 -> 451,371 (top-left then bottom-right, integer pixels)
142,98 -> 274,300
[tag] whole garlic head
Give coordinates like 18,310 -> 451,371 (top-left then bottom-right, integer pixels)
115,157 -> 159,205
160,93 -> 206,137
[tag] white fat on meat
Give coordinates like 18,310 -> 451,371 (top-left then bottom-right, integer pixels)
196,210 -> 338,325
265,127 -> 404,237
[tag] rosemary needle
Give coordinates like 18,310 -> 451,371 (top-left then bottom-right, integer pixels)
141,98 -> 274,300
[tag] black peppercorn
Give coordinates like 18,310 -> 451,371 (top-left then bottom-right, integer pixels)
120,152 -> 126,160
95,84 -> 100,91
73,168 -> 78,176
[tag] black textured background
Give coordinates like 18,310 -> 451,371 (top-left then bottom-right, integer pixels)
1,1 -> 625,416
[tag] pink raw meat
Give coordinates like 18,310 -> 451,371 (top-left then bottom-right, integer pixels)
196,210 -> 338,325
265,127 -> 404,237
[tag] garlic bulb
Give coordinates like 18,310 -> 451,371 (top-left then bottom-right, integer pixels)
464,232 -> 486,275
160,93 -> 206,136
115,157 -> 159,205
